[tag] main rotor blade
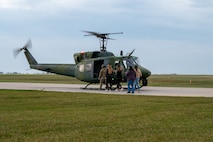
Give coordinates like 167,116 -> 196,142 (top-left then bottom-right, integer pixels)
83,31 -> 99,36
128,49 -> 135,57
83,31 -> 106,39
83,31 -> 123,39
104,32 -> 123,35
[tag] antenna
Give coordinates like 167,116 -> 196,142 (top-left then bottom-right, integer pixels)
83,31 -> 123,51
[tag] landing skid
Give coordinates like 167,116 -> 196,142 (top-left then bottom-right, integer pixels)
81,83 -> 92,89
80,83 -> 143,90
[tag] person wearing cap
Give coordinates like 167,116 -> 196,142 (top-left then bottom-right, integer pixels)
98,64 -> 106,90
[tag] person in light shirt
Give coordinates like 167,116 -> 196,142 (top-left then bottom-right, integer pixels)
98,64 -> 106,90
134,65 -> 142,92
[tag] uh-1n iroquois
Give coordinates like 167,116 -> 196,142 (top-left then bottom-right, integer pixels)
14,31 -> 151,89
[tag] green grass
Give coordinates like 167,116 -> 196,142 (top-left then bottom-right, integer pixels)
148,75 -> 213,88
0,90 -> 212,141
1,74 -> 213,88
0,74 -> 84,84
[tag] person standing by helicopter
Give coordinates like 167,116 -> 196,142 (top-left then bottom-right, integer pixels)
134,65 -> 142,92
126,66 -> 136,94
115,64 -> 123,91
105,64 -> 113,91
98,64 -> 106,90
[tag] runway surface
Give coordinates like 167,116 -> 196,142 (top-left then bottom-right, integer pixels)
0,82 -> 213,97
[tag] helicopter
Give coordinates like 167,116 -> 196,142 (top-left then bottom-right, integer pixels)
14,31 -> 151,89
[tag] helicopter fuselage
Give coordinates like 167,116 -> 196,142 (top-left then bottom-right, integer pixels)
25,49 -> 151,86
73,51 -> 151,85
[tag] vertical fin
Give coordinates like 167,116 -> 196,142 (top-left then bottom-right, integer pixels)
24,48 -> 38,65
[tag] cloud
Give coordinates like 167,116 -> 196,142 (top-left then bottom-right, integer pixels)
0,0 -> 31,9
1,0 -> 212,19
0,0 -> 124,12
0,0 -> 88,12
140,0 -> 199,21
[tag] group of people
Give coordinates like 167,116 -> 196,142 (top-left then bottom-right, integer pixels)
98,63 -> 142,93
98,64 -> 122,91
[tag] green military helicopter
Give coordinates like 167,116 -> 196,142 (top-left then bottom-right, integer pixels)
14,31 -> 151,88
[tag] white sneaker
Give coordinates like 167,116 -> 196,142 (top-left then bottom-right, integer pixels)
115,89 -> 118,91
120,88 -> 123,91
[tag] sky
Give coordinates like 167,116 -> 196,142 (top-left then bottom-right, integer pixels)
0,0 -> 213,74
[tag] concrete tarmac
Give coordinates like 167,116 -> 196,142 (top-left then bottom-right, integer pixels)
0,82 -> 213,97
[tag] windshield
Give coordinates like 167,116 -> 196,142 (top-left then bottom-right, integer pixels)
122,56 -> 138,69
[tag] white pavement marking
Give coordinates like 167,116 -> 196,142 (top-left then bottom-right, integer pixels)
0,82 -> 213,97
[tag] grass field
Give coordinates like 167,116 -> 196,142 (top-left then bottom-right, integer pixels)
1,74 -> 213,88
0,90 -> 212,141
0,74 -> 84,84
149,75 -> 213,88
0,74 -> 213,141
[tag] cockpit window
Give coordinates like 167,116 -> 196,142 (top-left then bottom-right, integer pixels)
131,56 -> 139,64
122,57 -> 138,69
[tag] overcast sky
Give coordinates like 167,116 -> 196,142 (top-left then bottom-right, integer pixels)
0,0 -> 213,74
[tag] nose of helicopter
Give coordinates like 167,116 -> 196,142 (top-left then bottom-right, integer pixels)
146,69 -> 152,77
140,66 -> 151,78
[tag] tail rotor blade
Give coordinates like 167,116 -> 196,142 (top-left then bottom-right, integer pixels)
13,39 -> 32,58
13,48 -> 21,58
23,39 -> 32,49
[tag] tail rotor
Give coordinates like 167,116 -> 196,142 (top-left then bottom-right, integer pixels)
13,39 -> 32,58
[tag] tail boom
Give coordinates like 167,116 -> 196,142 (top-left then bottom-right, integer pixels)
30,64 -> 76,77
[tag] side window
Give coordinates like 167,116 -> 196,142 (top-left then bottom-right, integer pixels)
79,64 -> 84,72
114,60 -> 119,69
115,60 -> 126,70
85,63 -> 91,72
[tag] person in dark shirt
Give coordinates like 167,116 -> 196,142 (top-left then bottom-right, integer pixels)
126,66 -> 136,93
105,64 -> 113,91
115,64 -> 123,91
